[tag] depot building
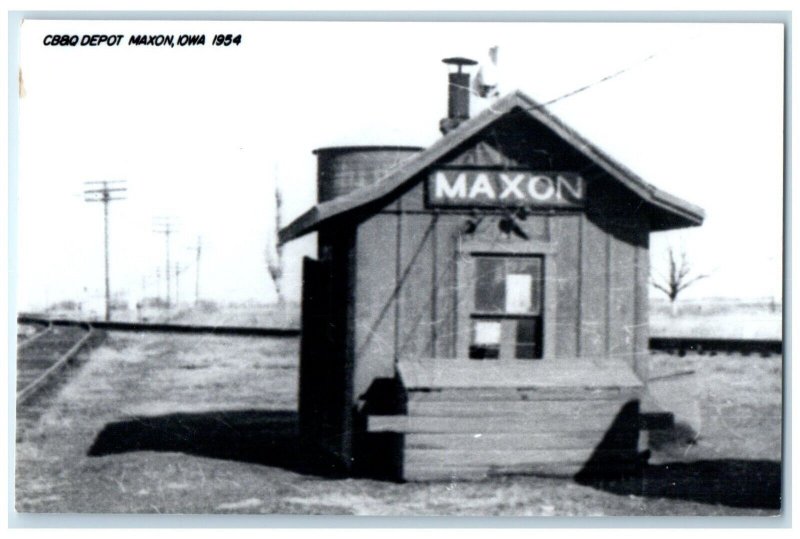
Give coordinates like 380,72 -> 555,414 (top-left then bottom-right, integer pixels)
279,58 -> 704,481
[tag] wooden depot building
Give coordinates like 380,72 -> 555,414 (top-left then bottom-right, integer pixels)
279,58 -> 705,481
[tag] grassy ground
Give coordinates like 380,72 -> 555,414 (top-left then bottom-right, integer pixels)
14,307 -> 782,516
649,299 -> 782,340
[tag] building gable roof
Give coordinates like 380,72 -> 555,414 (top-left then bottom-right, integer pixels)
280,90 -> 704,244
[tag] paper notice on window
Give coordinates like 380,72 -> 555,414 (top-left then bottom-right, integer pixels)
474,321 -> 501,344
505,273 -> 532,313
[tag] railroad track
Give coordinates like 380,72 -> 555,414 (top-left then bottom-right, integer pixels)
16,322 -> 103,436
18,315 -> 782,356
649,336 -> 782,357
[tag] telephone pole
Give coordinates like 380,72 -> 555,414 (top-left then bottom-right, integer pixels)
84,180 -> 127,321
153,217 -> 177,309
175,263 -> 189,307
194,236 -> 202,305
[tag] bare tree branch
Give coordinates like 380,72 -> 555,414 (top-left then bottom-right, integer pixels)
651,281 -> 672,296
651,246 -> 709,305
266,182 -> 284,304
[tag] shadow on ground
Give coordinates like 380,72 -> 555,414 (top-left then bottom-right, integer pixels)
576,458 -> 781,510
87,409 -> 345,478
572,400 -> 781,511
88,408 -> 782,510
569,400 -> 782,511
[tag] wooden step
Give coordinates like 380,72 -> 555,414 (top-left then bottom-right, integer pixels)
406,399 -> 630,418
404,448 -> 630,468
405,432 -> 613,451
402,459 -> 641,481
403,462 -> 586,481
407,387 -> 640,402
368,414 -> 639,434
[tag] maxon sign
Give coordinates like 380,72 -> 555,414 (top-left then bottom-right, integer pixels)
427,169 -> 584,208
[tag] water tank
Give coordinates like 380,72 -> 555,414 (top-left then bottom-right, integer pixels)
314,146 -> 423,203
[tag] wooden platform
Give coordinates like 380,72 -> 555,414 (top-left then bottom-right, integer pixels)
366,358 -> 644,481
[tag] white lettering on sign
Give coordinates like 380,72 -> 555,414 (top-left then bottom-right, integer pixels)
434,171 -> 467,198
528,175 -> 555,201
428,169 -> 584,208
556,174 -> 583,201
499,173 -> 526,199
469,173 -> 496,199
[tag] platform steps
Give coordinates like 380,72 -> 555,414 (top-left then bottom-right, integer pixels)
367,387 -> 642,481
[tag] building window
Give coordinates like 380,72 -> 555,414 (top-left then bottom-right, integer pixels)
468,255 -> 544,360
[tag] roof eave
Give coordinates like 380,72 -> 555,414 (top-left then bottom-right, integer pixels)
650,187 -> 706,230
279,89 -> 706,241
279,207 -> 320,245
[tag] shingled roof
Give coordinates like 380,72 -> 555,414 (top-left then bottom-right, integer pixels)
280,90 -> 704,244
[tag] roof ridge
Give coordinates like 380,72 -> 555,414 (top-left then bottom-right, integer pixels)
279,89 -> 704,244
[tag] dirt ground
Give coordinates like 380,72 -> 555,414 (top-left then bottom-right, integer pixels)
14,307 -> 783,516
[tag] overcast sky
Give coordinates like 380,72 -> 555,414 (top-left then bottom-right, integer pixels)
14,20 -> 784,310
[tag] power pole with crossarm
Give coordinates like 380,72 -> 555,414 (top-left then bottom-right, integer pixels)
153,217 -> 177,309
84,180 -> 127,321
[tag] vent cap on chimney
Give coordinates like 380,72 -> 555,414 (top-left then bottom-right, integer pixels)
440,57 -> 478,134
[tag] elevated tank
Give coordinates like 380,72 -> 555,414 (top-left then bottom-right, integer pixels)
314,146 -> 423,203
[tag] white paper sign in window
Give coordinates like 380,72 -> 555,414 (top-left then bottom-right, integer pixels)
505,273 -> 532,313
474,321 -> 502,344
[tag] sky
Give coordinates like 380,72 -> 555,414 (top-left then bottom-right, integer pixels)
13,20 -> 784,311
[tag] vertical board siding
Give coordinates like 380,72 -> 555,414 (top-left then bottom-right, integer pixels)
354,213 -> 399,400
399,181 -> 427,211
634,220 -> 651,381
580,213 -> 608,356
433,216 -> 463,358
397,214 -> 436,361
354,175 -> 653,400
608,227 -> 637,367
550,214 -> 581,358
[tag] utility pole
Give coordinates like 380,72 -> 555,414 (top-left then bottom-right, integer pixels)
84,180 -> 127,321
153,217 -> 176,309
193,236 -> 202,305
174,263 -> 188,307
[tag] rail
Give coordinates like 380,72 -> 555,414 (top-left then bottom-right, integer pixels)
17,322 -> 54,351
17,322 -> 95,405
17,315 -> 301,338
649,336 -> 782,356
18,315 -> 781,355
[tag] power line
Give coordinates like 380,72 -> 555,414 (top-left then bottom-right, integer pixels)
538,53 -> 657,109
153,217 -> 178,309
193,236 -> 202,305
84,180 -> 127,321
522,32 -> 703,112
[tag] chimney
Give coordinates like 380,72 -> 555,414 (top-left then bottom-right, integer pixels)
440,57 -> 477,134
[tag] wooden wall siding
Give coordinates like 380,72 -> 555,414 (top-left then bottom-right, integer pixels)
354,213 -> 400,400
351,134 -> 655,401
397,212 -> 437,361
608,230 -> 637,366
579,212 -> 609,357
355,206 -> 648,398
478,115 -> 565,169
550,214 -> 581,358
432,215 -> 462,358
355,208 -> 647,364
306,228 -> 358,464
397,181 -> 426,212
634,223 -> 651,381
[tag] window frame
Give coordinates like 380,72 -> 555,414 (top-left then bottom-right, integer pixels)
456,239 -> 558,360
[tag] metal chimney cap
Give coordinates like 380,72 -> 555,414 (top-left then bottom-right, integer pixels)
442,57 -> 478,69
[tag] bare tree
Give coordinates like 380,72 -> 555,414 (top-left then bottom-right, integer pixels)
266,184 -> 284,304
652,247 -> 708,315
